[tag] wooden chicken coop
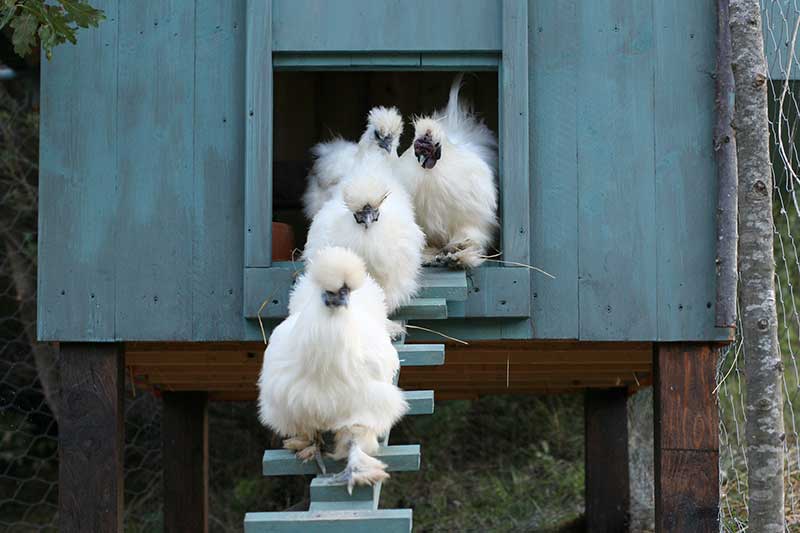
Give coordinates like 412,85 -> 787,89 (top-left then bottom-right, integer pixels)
39,0 -> 733,531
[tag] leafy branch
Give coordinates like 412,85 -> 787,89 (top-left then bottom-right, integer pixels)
0,0 -> 104,60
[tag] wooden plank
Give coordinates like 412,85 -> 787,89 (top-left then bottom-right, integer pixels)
271,0 -> 500,52
193,0 -> 247,340
244,0 -> 273,267
655,344 -> 718,451
585,388 -> 630,533
500,0 -> 530,265
163,392 -> 208,533
391,299 -> 448,321
576,0 -> 657,340
418,269 -> 468,301
310,476 -> 379,506
116,0 -> 196,339
445,267 -> 530,318
397,344 -> 445,366
405,390 -> 434,415
59,344 -> 124,533
529,0 -> 579,339
274,52 -> 421,70
655,450 -> 719,532
654,343 -> 719,532
262,445 -> 420,476
653,0 -> 719,341
244,509 -> 412,533
37,0 -> 119,341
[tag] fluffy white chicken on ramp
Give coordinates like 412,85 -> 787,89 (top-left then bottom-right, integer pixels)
303,106 -> 404,219
396,74 -> 498,268
302,162 -> 424,313
257,247 -> 408,492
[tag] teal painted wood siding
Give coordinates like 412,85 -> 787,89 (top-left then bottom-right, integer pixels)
38,0 -> 729,342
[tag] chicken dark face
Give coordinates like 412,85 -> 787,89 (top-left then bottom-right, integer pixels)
414,132 -> 441,169
353,204 -> 380,229
373,130 -> 393,153
323,284 -> 350,308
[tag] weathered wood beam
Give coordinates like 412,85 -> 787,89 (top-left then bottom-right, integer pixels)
585,388 -> 630,532
163,392 -> 209,533
654,344 -> 719,533
714,0 -> 738,328
59,343 -> 124,533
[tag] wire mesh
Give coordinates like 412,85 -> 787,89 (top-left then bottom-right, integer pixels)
718,2 -> 800,530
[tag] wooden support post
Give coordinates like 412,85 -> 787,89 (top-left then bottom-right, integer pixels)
585,388 -> 630,532
654,344 -> 719,532
59,343 -> 124,533
163,392 -> 209,533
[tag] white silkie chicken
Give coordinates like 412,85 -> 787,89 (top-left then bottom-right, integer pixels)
302,106 -> 404,219
257,247 -> 408,491
302,161 -> 425,314
396,74 -> 499,268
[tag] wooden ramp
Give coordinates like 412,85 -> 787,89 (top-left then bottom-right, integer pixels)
242,269 -> 466,531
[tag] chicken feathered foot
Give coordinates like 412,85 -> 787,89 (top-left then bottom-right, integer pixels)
436,240 -> 485,269
284,433 -> 327,474
330,440 -> 389,495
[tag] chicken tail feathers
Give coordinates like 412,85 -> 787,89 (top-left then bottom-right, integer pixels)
444,72 -> 465,125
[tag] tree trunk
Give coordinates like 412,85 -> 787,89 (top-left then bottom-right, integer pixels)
729,2 -> 785,531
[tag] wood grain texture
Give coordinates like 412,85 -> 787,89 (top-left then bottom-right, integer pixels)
655,450 -> 719,533
654,343 -> 719,533
115,0 -> 196,339
244,0 -> 273,268
194,0 -> 247,339
585,388 -> 630,533
529,0 -> 579,339
501,0 -> 530,265
38,0 -> 119,341
714,0 -> 738,328
271,0 -> 500,52
244,509 -> 412,533
577,0 -> 657,341
163,392 -> 208,533
654,344 -> 718,451
654,0 -> 720,340
59,344 -> 124,533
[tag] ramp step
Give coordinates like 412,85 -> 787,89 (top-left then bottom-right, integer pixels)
262,445 -> 420,476
417,268 -> 468,301
396,344 -> 445,366
405,390 -> 434,415
391,298 -> 447,321
244,509 -> 412,533
310,476 -> 380,506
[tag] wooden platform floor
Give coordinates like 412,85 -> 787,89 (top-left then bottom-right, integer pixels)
125,341 -> 653,400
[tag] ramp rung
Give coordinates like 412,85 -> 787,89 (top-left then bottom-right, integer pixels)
405,390 -> 434,415
310,476 -> 380,507
262,445 -> 420,476
417,268 -> 468,301
391,298 -> 447,321
244,509 -> 412,533
396,344 -> 445,366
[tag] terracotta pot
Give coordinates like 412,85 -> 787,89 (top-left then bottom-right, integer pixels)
272,222 -> 296,261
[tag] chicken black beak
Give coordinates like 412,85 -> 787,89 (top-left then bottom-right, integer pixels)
323,285 -> 350,308
377,135 -> 392,153
414,134 -> 441,169
353,204 -> 380,229
374,130 -> 392,153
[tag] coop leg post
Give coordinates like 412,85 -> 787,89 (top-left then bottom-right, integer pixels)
163,391 -> 209,533
585,388 -> 630,532
654,343 -> 719,532
59,343 -> 125,533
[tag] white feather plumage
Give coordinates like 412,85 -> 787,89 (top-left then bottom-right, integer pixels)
396,74 -> 499,268
302,161 -> 425,313
257,247 -> 408,446
302,106 -> 404,219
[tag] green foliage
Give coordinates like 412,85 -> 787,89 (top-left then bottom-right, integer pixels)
0,0 -> 104,59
